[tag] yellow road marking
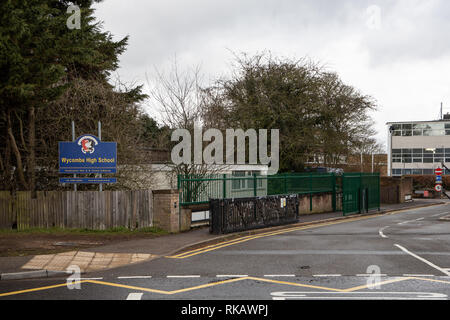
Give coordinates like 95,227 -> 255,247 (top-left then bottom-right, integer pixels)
167,214 -> 393,259
245,276 -> 343,292
72,276 -> 345,295
88,278 -> 251,295
0,280 -> 88,297
87,279 -> 172,295
166,277 -> 248,294
1,275 -> 450,298
342,277 -> 413,292
168,234 -> 258,258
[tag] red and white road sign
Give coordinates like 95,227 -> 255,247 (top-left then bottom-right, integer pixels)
435,168 -> 443,175
435,184 -> 442,192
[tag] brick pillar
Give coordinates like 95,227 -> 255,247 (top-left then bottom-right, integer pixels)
180,208 -> 192,232
152,189 -> 192,233
153,189 -> 180,233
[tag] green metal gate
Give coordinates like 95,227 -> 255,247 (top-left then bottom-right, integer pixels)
342,173 -> 380,216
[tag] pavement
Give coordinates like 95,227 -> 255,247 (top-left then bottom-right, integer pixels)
0,198 -> 445,280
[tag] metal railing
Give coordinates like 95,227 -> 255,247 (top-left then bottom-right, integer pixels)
210,194 -> 299,234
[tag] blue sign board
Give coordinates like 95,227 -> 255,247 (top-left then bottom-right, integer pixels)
59,135 -> 117,174
60,178 -> 117,184
436,175 -> 443,183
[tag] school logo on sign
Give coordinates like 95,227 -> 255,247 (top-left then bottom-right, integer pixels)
78,135 -> 98,154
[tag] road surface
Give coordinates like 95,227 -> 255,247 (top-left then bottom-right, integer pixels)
1,203 -> 450,300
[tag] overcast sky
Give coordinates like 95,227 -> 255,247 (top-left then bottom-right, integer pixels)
93,0 -> 450,151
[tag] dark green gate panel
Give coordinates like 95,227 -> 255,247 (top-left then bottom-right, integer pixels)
342,173 -> 361,215
342,173 -> 380,216
362,173 -> 380,211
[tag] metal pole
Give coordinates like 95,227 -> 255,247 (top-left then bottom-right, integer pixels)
372,153 -> 374,173
222,174 -> 227,199
309,173 -> 312,212
360,153 -> 363,172
388,126 -> 393,177
332,172 -> 336,212
98,121 -> 102,192
71,121 -> 77,192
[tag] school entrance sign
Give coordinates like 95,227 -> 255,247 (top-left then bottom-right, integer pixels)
59,134 -> 117,184
59,135 -> 117,174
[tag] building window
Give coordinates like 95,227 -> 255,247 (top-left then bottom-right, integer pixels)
392,168 -> 448,176
391,122 -> 450,137
402,130 -> 412,136
231,171 -> 262,190
392,148 -> 450,164
231,171 -> 245,190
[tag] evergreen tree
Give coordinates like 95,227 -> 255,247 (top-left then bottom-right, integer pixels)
0,0 -> 145,191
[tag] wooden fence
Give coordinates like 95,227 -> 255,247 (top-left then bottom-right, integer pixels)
0,190 -> 153,230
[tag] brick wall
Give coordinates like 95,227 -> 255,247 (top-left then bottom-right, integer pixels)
380,177 -> 413,203
298,192 -> 334,214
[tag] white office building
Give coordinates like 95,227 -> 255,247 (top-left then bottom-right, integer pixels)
387,119 -> 450,176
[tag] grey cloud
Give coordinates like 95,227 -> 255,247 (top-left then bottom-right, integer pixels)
95,0 -> 365,71
95,0 -> 450,75
360,0 -> 450,65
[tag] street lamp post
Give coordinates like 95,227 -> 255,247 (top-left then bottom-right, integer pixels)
388,126 -> 394,177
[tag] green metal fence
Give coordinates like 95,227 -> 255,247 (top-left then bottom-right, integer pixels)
178,173 -> 337,211
178,172 -> 380,216
342,173 -> 380,216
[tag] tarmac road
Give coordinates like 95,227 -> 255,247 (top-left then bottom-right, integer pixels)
1,203 -> 450,300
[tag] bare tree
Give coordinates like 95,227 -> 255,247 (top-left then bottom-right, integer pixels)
146,59 -> 228,196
